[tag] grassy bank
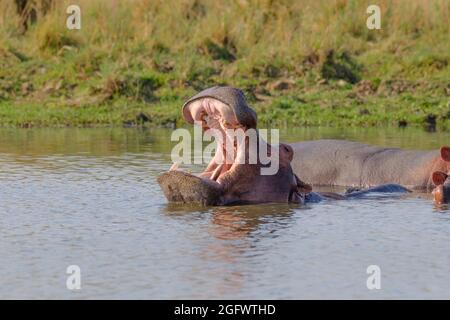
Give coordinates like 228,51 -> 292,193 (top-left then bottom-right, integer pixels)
0,0 -> 449,130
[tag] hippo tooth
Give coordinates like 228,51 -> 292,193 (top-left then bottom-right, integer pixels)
211,164 -> 224,181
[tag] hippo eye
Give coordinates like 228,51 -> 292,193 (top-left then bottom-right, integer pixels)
283,145 -> 291,153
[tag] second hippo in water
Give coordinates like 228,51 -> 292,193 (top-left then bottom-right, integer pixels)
290,140 -> 450,192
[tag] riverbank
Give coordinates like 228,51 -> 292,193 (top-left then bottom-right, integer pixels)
0,79 -> 449,130
0,0 -> 448,130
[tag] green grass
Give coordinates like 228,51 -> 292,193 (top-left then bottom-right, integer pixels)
0,0 -> 449,130
1,81 -> 447,130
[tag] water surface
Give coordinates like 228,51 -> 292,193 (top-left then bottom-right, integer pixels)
0,127 -> 449,299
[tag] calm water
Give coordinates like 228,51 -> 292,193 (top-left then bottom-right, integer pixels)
0,127 -> 449,299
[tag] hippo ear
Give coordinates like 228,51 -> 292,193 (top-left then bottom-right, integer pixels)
295,174 -> 312,193
440,146 -> 450,162
432,171 -> 448,186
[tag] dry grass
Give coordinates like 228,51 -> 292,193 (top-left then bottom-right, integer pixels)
0,0 -> 448,128
1,0 -> 448,70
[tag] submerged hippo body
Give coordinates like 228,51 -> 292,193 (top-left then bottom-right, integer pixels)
291,140 -> 449,191
305,184 -> 410,203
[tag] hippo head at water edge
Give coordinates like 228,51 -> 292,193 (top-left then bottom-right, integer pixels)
432,146 -> 450,205
157,86 -> 312,206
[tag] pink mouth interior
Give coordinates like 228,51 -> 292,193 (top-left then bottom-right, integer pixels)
181,98 -> 245,182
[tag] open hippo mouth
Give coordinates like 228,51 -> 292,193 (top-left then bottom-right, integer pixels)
157,86 -> 311,206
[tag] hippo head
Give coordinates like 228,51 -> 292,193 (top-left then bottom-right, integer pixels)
432,146 -> 450,204
157,86 -> 311,206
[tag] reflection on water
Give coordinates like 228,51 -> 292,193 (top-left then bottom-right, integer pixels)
0,126 -> 449,299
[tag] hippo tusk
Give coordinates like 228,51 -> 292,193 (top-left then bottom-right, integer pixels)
210,163 -> 224,181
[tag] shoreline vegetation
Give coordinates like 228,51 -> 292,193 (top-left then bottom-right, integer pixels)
0,0 -> 449,130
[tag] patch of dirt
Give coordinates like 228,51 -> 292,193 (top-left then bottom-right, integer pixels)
267,79 -> 295,91
354,80 -> 376,96
21,82 -> 33,95
377,80 -> 415,95
155,60 -> 175,73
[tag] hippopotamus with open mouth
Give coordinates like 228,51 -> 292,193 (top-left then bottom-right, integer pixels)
432,147 -> 450,205
158,86 -> 310,205
157,86 -> 409,206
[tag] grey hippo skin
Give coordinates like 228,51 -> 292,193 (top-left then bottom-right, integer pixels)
290,139 -> 447,191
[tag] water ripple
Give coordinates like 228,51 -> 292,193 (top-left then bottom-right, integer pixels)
0,127 -> 449,299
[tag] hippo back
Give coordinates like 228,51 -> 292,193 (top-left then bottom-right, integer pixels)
290,139 -> 438,189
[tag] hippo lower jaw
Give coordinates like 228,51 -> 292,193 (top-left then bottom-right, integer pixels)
157,138 -> 238,205
157,170 -> 225,206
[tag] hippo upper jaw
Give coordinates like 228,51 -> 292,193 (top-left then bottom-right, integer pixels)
182,86 -> 257,130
